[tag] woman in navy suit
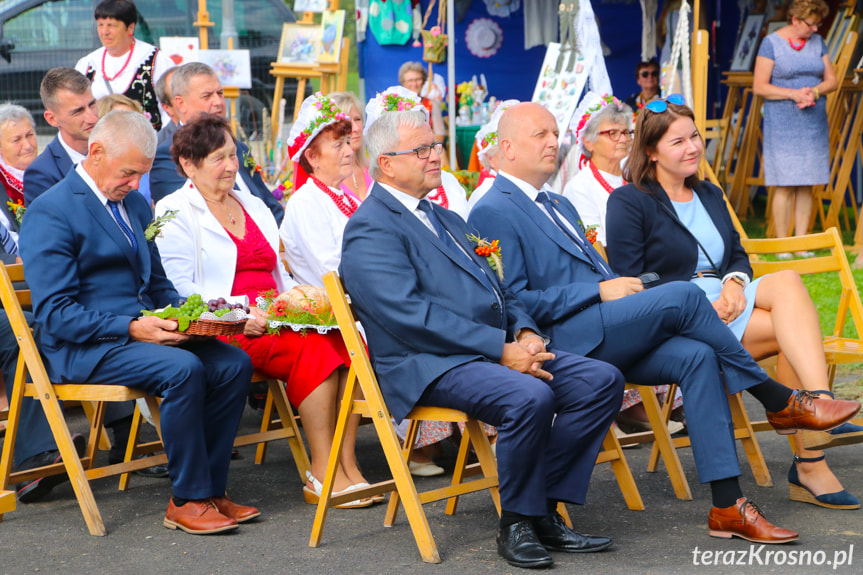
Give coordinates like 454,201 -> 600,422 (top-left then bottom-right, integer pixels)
606,96 -> 861,511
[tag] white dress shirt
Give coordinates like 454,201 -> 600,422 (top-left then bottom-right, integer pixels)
75,163 -> 134,242
58,132 -> 87,165
279,180 -> 358,287
562,165 -> 623,246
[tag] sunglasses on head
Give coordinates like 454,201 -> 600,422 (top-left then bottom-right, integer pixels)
644,93 -> 686,114
640,69 -> 659,78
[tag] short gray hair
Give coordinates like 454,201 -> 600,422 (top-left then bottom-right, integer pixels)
0,103 -> 35,135
479,143 -> 499,170
170,62 -> 217,99
89,110 -> 157,159
154,69 -> 175,106
581,103 -> 634,159
365,110 -> 427,179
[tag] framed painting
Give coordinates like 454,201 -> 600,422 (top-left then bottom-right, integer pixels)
318,10 -> 345,64
730,13 -> 766,72
278,22 -> 322,65
198,49 -> 252,89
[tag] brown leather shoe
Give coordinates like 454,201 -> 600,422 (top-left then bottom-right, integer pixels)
211,495 -> 260,523
766,390 -> 860,435
163,499 -> 238,534
708,498 -> 798,544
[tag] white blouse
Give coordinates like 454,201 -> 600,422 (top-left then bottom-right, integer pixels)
155,179 -> 296,302
279,180 -> 357,287
562,165 -> 623,246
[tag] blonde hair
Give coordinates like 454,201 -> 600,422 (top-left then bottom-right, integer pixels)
787,0 -> 829,23
97,94 -> 144,118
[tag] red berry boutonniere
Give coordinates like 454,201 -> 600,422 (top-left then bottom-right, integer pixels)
467,234 -> 504,281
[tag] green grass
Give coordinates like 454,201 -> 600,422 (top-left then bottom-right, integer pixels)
742,197 -> 863,386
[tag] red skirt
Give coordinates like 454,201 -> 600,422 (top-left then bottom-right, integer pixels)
220,330 -> 351,407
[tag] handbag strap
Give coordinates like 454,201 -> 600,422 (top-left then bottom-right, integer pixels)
649,192 -> 720,273
421,0 -> 437,28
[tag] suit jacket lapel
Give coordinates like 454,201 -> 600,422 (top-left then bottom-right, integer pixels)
497,178 -> 593,265
373,184 -> 501,297
75,175 -> 140,270
52,138 -> 74,176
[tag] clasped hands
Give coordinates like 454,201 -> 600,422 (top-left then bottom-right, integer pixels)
791,87 -> 817,109
501,332 -> 555,381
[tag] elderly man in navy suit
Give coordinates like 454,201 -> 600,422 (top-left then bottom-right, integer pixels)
340,109 -> 625,569
467,102 -> 859,545
147,62 -> 284,224
20,110 -> 257,535
23,68 -> 98,206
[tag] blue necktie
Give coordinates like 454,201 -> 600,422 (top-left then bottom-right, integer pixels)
535,191 -> 613,279
417,200 -> 498,295
107,200 -> 138,253
0,225 -> 17,256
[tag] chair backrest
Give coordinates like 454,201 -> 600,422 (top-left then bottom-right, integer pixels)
741,227 -> 863,339
0,264 -> 43,382
322,271 -> 393,419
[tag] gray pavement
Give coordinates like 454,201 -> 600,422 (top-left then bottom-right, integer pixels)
2,395 -> 862,575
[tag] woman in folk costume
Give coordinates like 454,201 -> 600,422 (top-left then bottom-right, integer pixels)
467,99 -> 520,214
75,0 -> 175,130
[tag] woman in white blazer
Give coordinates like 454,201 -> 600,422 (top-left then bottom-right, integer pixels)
155,115 -> 373,508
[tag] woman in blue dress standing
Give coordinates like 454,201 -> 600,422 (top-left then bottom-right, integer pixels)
753,0 -> 837,246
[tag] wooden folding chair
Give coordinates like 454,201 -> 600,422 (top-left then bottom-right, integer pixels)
310,271 -> 503,564
741,228 -> 863,390
232,371 -> 310,482
0,263 -> 166,536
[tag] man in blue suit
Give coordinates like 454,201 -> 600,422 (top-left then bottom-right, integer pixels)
23,68 -> 98,206
468,103 -> 859,545
20,110 -> 258,535
14,68 -> 163,499
341,109 -> 625,569
147,62 -> 284,224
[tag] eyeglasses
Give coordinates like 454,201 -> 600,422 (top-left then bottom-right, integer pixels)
597,129 -> 635,141
383,142 -> 443,159
639,69 -> 659,79
802,17 -> 821,28
644,93 -> 686,114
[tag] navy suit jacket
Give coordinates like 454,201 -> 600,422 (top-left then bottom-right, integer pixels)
340,183 -> 540,421
468,175 -> 617,357
148,138 -> 284,225
605,181 -> 752,284
23,136 -> 73,206
19,169 -> 180,384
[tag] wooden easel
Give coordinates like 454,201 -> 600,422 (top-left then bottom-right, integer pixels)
268,0 -> 350,152
194,1 -> 240,135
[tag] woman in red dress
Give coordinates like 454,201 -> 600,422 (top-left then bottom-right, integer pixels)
155,114 -> 372,508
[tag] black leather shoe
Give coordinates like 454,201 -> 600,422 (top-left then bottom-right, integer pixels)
496,520 -> 554,569
108,453 -> 170,479
534,512 -> 612,553
16,434 -> 86,503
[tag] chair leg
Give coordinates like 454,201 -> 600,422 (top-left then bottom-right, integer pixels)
384,418 -> 421,527
266,379 -> 310,483
117,402 -> 145,491
0,355 -> 26,522
600,427 -> 645,511
640,388 -> 692,500
254,385 -> 277,465
728,393 -> 772,487
37,388 -> 107,535
444,426 -> 474,516
80,401 -> 112,452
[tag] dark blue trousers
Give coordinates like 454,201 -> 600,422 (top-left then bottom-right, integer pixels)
419,350 -> 624,516
83,339 -> 252,500
587,281 -> 770,483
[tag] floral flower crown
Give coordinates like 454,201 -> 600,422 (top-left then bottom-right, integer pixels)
364,85 -> 430,137
475,99 -> 520,163
288,92 -> 348,162
572,93 -> 629,169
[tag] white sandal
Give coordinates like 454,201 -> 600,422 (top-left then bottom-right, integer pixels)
303,471 -> 373,509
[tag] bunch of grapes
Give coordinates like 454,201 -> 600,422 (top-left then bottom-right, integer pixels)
207,297 -> 251,317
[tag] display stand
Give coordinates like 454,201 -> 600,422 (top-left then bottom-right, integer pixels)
268,37 -> 350,146
195,2 -> 240,135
